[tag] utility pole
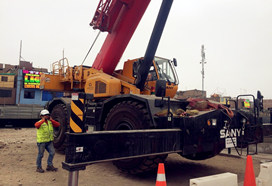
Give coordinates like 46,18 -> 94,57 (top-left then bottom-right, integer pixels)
200,45 -> 207,97
18,40 -> 23,105
19,40 -> 22,63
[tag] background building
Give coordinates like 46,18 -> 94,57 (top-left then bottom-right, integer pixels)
175,89 -> 206,99
0,61 -> 65,123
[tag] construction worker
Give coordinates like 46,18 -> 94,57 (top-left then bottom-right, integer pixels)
35,109 -> 60,173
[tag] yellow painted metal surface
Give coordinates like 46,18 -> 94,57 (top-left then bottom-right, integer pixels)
41,57 -> 178,98
40,74 -> 68,91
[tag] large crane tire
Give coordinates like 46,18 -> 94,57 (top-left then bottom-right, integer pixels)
51,104 -> 69,152
104,100 -> 167,174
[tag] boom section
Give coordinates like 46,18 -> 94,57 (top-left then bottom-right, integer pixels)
91,0 -> 151,74
135,0 -> 174,90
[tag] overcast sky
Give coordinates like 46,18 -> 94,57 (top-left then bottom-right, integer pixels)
1,0 -> 271,98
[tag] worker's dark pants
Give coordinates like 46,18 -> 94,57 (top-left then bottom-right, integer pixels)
36,141 -> 55,168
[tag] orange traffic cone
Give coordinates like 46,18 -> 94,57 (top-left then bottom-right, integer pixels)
244,155 -> 256,186
156,163 -> 167,186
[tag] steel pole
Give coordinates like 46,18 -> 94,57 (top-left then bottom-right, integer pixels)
68,171 -> 79,186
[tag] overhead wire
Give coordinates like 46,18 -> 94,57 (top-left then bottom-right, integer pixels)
81,31 -> 101,66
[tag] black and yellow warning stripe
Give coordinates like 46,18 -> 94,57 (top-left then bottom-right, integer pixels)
70,93 -> 85,133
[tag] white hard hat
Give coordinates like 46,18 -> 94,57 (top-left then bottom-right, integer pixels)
40,109 -> 50,116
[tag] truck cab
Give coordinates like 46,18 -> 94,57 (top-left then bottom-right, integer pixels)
113,56 -> 179,98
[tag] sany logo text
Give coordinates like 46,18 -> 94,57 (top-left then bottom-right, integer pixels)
220,129 -> 241,138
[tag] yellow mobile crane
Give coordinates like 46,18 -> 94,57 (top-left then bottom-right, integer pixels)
41,0 -> 263,174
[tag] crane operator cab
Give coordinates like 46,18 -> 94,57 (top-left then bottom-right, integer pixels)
113,56 -> 179,98
145,57 -> 179,97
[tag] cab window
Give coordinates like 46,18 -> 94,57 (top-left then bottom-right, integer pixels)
147,65 -> 158,81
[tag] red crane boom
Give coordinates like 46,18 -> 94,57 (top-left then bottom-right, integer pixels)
90,0 -> 151,74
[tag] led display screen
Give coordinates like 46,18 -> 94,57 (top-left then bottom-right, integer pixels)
23,70 -> 41,89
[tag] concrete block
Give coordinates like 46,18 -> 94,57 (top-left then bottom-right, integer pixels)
190,172 -> 237,186
256,162 -> 272,186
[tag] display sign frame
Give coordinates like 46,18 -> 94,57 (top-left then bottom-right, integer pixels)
23,70 -> 42,89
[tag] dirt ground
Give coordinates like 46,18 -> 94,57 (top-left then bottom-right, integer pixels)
0,128 -> 269,186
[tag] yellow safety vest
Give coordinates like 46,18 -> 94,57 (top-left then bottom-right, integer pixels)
36,120 -> 54,143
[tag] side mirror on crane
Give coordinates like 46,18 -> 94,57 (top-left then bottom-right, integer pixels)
173,58 -> 177,67
257,90 -> 263,100
155,80 -> 166,97
257,90 -> 264,111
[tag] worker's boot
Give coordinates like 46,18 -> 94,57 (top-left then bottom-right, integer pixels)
46,165 -> 58,171
36,167 -> 45,173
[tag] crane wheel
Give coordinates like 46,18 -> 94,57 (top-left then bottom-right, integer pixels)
104,100 -> 167,174
51,104 -> 69,152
